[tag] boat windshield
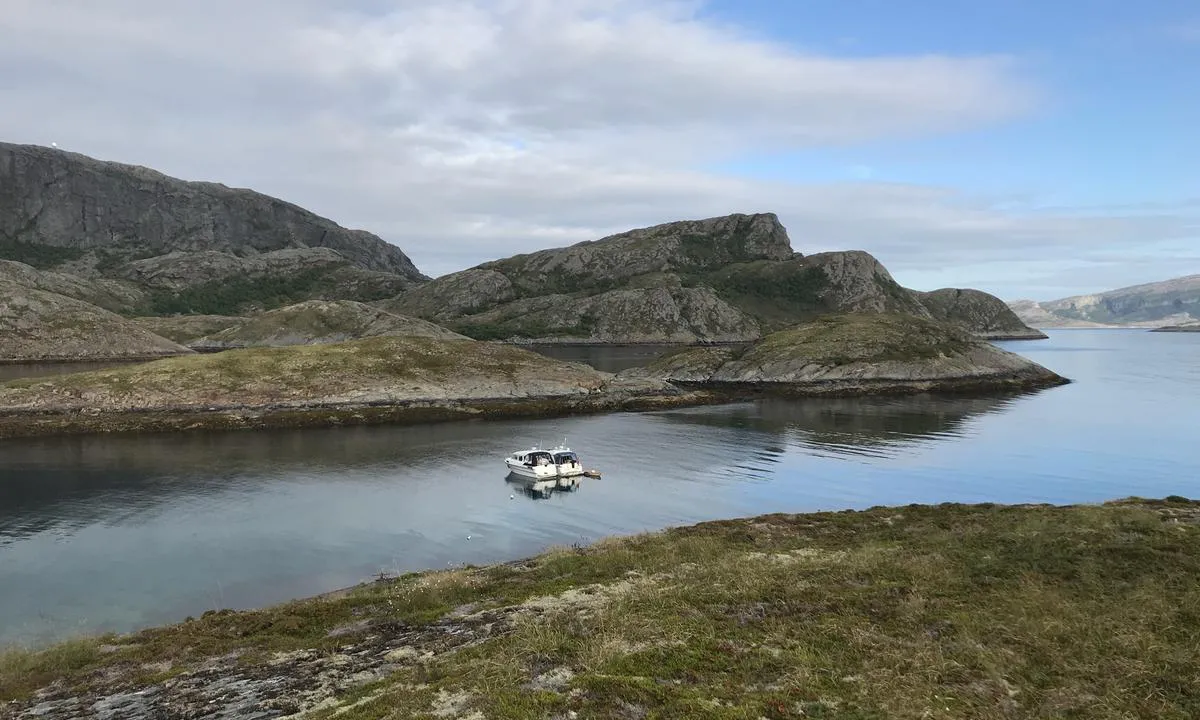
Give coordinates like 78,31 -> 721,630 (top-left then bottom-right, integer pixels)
554,452 -> 578,463
527,451 -> 553,465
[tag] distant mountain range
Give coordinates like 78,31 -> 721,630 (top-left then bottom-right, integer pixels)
1009,275 -> 1200,328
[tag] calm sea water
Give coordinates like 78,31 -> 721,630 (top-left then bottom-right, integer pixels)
1,329 -> 1197,648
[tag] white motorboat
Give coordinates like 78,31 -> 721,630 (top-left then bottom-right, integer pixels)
505,448 -> 559,480
551,444 -> 584,477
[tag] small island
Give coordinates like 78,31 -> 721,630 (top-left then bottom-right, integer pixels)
623,313 -> 1066,395
1150,322 -> 1200,333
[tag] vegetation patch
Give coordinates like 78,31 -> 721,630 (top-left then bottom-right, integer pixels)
2,498 -> 1197,718
0,241 -> 84,269
452,314 -> 600,341
747,312 -> 976,365
690,260 -> 831,328
140,266 -> 399,316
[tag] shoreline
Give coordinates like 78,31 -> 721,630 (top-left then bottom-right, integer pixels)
0,353 -> 191,366
0,372 -> 1068,440
0,389 -> 725,440
2,496 -> 1196,718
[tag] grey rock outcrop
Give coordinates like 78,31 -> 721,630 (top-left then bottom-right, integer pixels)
0,259 -> 144,312
0,280 -> 190,361
0,142 -> 427,279
479,212 -> 795,295
918,288 -> 1047,339
386,213 -> 794,329
805,251 -> 932,317
453,286 -> 761,344
623,313 -> 1066,395
190,300 -> 467,349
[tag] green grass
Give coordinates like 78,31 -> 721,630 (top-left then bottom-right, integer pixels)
685,259 -> 832,329
3,498 -> 1198,718
452,313 -> 600,341
747,312 -> 977,365
142,266 -> 359,315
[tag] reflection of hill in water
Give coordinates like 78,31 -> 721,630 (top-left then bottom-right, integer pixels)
0,422 -> 532,540
655,391 -> 1042,458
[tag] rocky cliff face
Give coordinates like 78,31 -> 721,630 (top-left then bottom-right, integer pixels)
190,300 -> 467,349
0,280 -> 189,361
623,313 -> 1065,394
0,142 -> 428,312
918,288 -> 1047,339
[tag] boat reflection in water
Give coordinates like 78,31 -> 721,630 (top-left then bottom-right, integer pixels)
505,472 -> 584,500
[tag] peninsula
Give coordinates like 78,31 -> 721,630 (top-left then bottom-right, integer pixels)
2,497 -> 1195,718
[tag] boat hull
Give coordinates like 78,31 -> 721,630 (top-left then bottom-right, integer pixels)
505,460 -> 558,480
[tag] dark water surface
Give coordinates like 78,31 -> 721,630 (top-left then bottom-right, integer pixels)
1,330 -> 1197,647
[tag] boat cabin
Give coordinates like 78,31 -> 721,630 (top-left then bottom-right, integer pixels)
513,450 -> 554,467
553,450 -> 579,466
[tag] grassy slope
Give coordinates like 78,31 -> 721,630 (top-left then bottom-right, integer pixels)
3,498 -> 1197,719
0,336 -> 601,409
745,313 -> 976,365
639,314 -> 978,377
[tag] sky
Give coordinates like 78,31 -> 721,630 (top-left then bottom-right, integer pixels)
1,0 -> 1197,300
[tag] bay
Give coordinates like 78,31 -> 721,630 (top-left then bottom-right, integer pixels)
1,329 -> 1196,647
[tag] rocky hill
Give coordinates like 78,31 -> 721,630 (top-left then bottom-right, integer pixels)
917,288 -> 1047,339
384,213 -> 1039,343
622,313 -> 1065,395
0,259 -> 144,312
131,315 -> 246,345
189,300 -> 467,350
0,279 -> 190,362
1009,274 -> 1200,327
0,142 -> 428,314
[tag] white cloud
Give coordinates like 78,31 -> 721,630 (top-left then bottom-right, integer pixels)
0,0 -> 1195,300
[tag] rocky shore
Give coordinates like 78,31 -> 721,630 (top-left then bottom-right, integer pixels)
2,497 -> 1196,719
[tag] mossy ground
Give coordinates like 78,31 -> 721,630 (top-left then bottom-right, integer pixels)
3,498 -> 1197,718
747,313 -> 977,365
0,336 -> 597,406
